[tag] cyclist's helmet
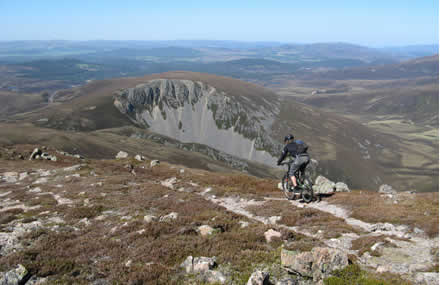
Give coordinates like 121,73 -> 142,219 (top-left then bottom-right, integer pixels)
284,134 -> 294,142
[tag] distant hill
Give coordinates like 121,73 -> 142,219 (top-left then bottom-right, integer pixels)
294,55 -> 439,126
299,55 -> 439,80
82,47 -> 202,59
379,44 -> 439,60
277,42 -> 393,62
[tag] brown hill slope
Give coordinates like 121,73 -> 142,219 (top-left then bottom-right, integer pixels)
2,71 -> 436,191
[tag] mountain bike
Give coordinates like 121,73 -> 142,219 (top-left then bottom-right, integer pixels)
280,160 -> 314,203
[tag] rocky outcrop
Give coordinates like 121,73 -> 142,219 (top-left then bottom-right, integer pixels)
335,182 -> 350,192
281,247 -> 348,282
313,176 -> 336,194
114,79 -> 281,166
313,176 -> 350,194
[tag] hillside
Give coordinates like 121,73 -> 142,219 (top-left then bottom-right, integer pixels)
1,71 -> 429,190
0,145 -> 438,284
268,55 -> 439,192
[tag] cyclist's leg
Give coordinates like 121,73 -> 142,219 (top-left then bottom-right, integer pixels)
289,158 -> 301,187
299,158 -> 310,182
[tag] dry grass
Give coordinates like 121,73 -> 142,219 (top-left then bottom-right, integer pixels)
327,190 -> 439,237
0,145 -> 437,283
0,155 -> 287,284
181,170 -> 282,200
428,247 -> 439,272
324,263 -> 413,285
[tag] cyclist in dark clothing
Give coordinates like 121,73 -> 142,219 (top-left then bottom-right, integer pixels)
277,134 -> 310,190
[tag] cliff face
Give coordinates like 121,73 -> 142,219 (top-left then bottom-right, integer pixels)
114,79 -> 281,166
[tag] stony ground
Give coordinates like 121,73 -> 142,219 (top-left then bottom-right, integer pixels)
0,145 -> 438,285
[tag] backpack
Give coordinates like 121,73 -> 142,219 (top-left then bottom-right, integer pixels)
295,139 -> 308,154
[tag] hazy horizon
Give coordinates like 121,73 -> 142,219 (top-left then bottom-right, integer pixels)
1,1 -> 438,47
0,39 -> 438,50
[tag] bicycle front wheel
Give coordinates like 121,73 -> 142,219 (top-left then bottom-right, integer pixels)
282,174 -> 295,200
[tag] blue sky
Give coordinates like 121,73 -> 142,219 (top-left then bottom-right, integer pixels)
1,0 -> 438,46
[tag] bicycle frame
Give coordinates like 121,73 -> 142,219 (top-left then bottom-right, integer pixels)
281,161 -> 305,185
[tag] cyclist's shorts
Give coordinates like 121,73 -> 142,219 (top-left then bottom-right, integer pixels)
289,155 -> 310,177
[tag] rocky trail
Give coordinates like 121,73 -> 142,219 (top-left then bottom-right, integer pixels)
159,174 -> 439,284
0,147 -> 438,284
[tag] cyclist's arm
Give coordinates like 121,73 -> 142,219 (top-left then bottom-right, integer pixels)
277,147 -> 288,165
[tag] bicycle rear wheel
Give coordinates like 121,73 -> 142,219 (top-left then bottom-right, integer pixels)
301,177 -> 314,203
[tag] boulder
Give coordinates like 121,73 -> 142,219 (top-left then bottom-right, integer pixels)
281,247 -> 348,281
33,177 -> 48,184
198,225 -> 215,236
63,164 -> 82,172
134,154 -> 145,161
115,151 -> 128,159
264,229 -> 282,243
203,270 -> 227,284
313,176 -> 335,194
335,182 -> 350,192
181,256 -> 216,273
247,270 -> 270,285
159,212 -> 178,222
29,148 -> 42,160
180,256 -> 225,284
378,184 -> 397,195
193,257 -> 217,273
161,177 -> 177,189
369,222 -> 401,233
3,172 -> 18,183
305,159 -> 319,181
41,152 -> 51,160
18,172 -> 28,181
269,216 -> 281,224
414,272 -> 439,285
150,160 -> 160,167
143,215 -> 157,223
0,264 -> 30,285
181,256 -> 195,273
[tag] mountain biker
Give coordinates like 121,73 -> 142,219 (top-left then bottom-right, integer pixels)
277,134 -> 310,190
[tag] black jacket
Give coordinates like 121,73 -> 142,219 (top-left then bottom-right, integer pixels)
277,142 -> 299,165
